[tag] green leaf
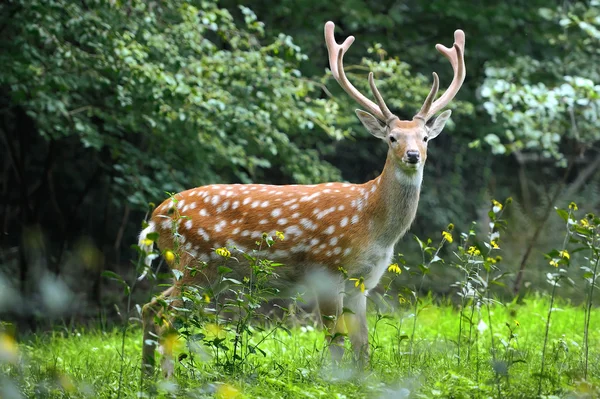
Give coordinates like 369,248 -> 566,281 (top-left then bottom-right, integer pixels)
555,208 -> 569,222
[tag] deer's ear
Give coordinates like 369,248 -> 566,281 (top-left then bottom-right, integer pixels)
426,110 -> 452,140
356,109 -> 386,139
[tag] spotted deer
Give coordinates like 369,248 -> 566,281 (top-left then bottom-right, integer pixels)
140,21 -> 465,376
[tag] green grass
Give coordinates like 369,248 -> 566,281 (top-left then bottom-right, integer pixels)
2,296 -> 599,398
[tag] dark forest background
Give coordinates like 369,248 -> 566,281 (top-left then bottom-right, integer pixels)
1,0 -> 599,328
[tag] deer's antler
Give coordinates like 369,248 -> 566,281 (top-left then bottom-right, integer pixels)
415,30 -> 466,121
325,21 -> 394,122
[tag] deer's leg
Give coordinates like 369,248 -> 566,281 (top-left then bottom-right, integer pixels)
344,292 -> 369,367
142,280 -> 185,378
319,294 -> 346,363
142,286 -> 174,375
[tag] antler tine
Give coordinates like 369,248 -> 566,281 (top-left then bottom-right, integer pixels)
414,72 -> 440,121
324,21 -> 354,80
423,29 -> 466,120
325,21 -> 387,121
368,72 -> 394,121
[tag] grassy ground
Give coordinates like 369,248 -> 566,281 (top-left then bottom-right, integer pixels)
1,296 -> 599,398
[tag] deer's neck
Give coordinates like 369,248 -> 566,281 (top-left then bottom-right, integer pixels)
365,154 -> 423,247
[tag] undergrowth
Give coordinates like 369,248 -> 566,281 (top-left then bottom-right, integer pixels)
0,200 -> 599,398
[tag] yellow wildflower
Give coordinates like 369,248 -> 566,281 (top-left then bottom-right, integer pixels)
549,259 -> 559,268
59,374 -> 76,393
495,255 -> 503,262
442,231 -> 453,243
216,383 -> 241,399
388,263 -> 401,274
215,247 -> 231,258
398,294 -> 409,305
206,323 -> 226,339
162,332 -> 184,357
349,277 -> 366,293
164,250 -> 175,263
559,250 -> 570,260
492,200 -> 503,212
203,293 -> 211,303
568,202 -> 578,211
486,257 -> 496,264
515,320 -> 520,327
275,231 -> 285,241
467,246 -> 481,256
580,218 -> 590,228
491,240 -> 499,249
142,238 -> 153,247
0,333 -> 18,363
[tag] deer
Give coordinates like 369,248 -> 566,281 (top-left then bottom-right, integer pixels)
139,21 -> 465,377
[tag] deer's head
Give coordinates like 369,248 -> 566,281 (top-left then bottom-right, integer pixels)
325,22 -> 466,173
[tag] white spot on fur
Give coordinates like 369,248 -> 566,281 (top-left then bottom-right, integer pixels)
291,244 -> 307,253
215,220 -> 227,233
284,225 -> 303,237
271,208 -> 282,218
333,247 -> 342,255
351,215 -> 359,224
232,201 -> 240,209
330,237 -> 338,246
277,218 -> 288,225
300,192 -> 320,202
189,202 -> 197,210
200,209 -> 208,217
251,200 -> 260,208
243,197 -> 252,206
340,217 -> 348,227
261,201 -> 269,208
197,228 -> 210,241
259,219 -> 268,225
310,238 -> 319,246
324,225 -> 335,235
185,220 -> 193,230
290,204 -> 299,210
291,212 -> 300,218
283,198 -> 297,206
300,218 -> 317,231
343,248 -> 352,256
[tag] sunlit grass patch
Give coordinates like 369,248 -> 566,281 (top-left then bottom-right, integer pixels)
1,297 -> 598,398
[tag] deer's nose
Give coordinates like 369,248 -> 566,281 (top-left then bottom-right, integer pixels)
406,150 -> 421,164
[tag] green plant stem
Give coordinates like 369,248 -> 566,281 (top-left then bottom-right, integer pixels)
583,251 -> 599,380
538,281 -> 558,396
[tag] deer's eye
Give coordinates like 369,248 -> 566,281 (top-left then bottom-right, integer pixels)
423,136 -> 429,143
389,135 -> 397,143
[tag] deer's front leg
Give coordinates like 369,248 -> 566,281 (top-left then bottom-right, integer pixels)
319,294 -> 346,363
344,292 -> 369,367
